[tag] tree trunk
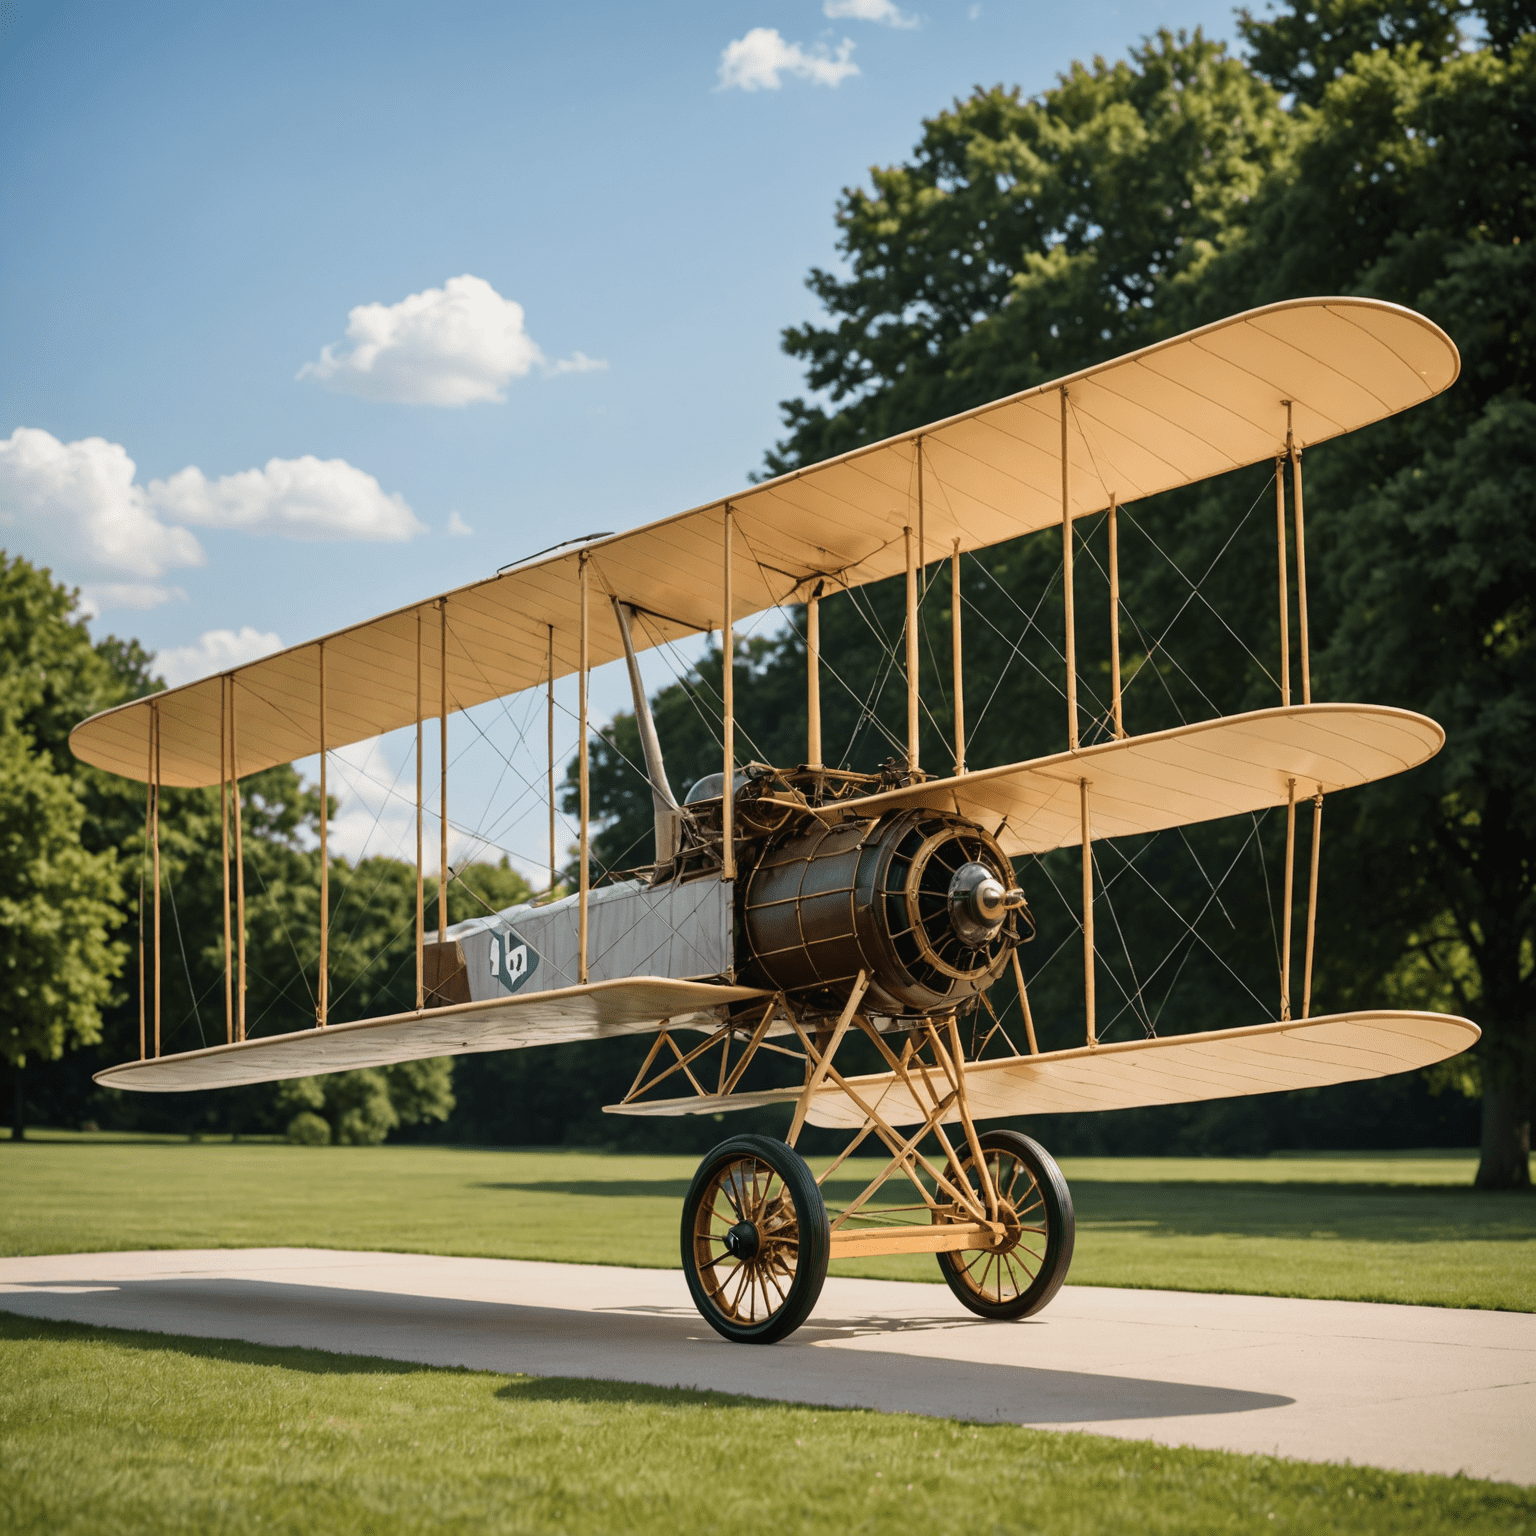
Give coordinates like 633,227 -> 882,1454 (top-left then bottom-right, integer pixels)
1475,1080 -> 1530,1189
10,1066 -> 23,1142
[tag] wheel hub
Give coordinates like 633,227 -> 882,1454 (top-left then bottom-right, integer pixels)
987,1199 -> 1023,1255
723,1219 -> 760,1260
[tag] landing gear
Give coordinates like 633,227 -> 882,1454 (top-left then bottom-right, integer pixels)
680,1134 -> 830,1345
934,1130 -> 1075,1319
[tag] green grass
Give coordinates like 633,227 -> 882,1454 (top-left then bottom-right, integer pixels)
4,1137 -> 1532,1312
2,1314 -> 1530,1535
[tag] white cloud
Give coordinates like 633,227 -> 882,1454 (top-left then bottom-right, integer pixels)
547,351 -> 608,375
717,28 -> 859,91
0,428 -> 205,596
824,0 -> 916,27
0,427 -> 424,609
76,583 -> 188,619
446,511 -> 474,537
298,274 -> 547,405
155,626 -> 284,688
149,456 -> 424,542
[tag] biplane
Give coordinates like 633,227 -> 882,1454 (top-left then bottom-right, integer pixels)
71,297 -> 1479,1344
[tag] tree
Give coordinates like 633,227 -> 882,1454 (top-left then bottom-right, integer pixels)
0,718 -> 123,1139
751,3 -> 1533,1179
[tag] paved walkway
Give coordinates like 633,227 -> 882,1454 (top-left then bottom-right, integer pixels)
1,1249 -> 1531,1483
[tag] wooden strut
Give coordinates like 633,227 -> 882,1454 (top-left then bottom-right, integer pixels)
951,539 -> 965,775
906,524 -> 920,771
1303,790 -> 1323,1018
140,718 -> 151,1060
1081,777 -> 1096,1047
1281,777 -> 1296,1021
786,972 -> 868,1147
547,624 -> 556,892
833,1018 -> 996,1228
721,506 -> 735,883
1108,492 -> 1125,739
806,588 -> 822,769
317,640 -> 328,1028
152,703 -> 160,1057
232,681 -> 246,1042
578,552 -> 591,982
414,609 -> 424,1011
439,600 -> 448,945
1290,408 -> 1312,706
1276,419 -> 1292,706
1062,387 -> 1079,751
1010,950 -> 1040,1054
793,1021 -> 981,1228
221,676 -> 232,1046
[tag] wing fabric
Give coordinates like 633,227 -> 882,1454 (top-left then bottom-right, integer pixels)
605,1012 -> 1479,1124
69,298 -> 1459,789
93,979 -> 768,1093
825,703 -> 1443,856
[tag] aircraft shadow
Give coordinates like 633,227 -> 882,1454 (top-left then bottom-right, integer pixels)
0,1277 -> 1291,1427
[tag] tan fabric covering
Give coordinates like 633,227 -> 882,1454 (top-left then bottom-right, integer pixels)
91,978 -> 770,1093
837,703 -> 1443,855
70,297 -> 1458,789
606,1012 -> 1479,1125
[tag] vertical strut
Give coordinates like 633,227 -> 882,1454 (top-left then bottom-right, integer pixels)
721,507 -> 735,882
578,551 -> 591,982
1061,388 -> 1078,751
1010,951 -> 1039,1055
1303,791 -> 1323,1017
1290,412 -> 1312,706
152,703 -> 160,1057
806,587 -> 822,769
232,682 -> 246,1042
1080,777 -> 1095,1047
1108,493 -> 1124,740
141,721 -> 151,1061
905,524 -> 919,770
317,640 -> 328,1028
951,540 -> 965,775
221,676 -> 232,1045
414,609 -> 424,1011
438,600 -> 448,944
1281,777 -> 1296,1021
1275,435 -> 1291,707
547,624 -> 556,892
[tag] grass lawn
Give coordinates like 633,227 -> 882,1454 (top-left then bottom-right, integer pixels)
2,1313 -> 1531,1536
3,1135 -> 1531,1311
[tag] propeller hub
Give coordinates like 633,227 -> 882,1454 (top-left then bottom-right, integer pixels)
948,861 -> 1014,946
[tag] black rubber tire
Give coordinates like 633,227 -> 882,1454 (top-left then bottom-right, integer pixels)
681,1134 -> 830,1344
935,1130 -> 1074,1320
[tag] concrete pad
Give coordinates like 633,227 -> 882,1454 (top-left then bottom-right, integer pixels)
1,1248 -> 1531,1484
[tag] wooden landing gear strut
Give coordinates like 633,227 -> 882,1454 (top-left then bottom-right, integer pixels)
676,1009 -> 1076,1343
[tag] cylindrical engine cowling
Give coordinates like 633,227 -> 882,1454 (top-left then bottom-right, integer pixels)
741,809 -> 1020,1016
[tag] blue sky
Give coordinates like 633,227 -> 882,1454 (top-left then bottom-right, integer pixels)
2,0 -> 1240,877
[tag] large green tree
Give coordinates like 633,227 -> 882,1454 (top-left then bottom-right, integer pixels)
735,2 -> 1529,1179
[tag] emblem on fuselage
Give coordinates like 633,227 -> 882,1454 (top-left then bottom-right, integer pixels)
488,927 -> 538,994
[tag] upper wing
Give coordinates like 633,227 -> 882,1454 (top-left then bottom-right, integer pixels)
607,1012 -> 1478,1125
814,703 -> 1443,856
69,298 -> 1458,789
93,978 -> 768,1093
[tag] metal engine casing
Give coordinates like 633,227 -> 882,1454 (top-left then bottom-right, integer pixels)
741,808 -> 1023,1017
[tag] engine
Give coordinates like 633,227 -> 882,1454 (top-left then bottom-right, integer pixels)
740,807 -> 1031,1018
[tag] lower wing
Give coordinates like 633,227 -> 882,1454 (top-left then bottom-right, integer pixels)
93,978 -> 768,1093
606,1011 -> 1478,1126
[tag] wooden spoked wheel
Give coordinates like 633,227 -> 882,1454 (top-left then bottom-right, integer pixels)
935,1130 -> 1074,1319
681,1134 -> 830,1344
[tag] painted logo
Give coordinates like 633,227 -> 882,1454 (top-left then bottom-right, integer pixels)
488,926 -> 539,995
